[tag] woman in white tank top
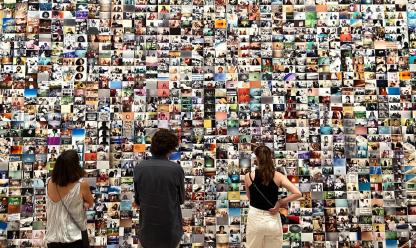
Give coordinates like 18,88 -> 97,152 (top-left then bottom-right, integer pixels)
45,150 -> 94,248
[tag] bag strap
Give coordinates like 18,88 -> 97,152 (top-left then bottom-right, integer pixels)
53,181 -> 84,231
248,172 -> 275,208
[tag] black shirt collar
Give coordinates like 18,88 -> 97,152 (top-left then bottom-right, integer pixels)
151,155 -> 168,160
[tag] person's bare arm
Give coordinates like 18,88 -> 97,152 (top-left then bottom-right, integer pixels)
244,173 -> 252,200
276,172 -> 302,206
269,172 -> 301,214
81,180 -> 94,208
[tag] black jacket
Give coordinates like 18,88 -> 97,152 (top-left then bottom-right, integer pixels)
134,157 -> 185,248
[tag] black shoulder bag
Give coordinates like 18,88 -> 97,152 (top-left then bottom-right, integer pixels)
55,183 -> 90,248
249,173 -> 289,224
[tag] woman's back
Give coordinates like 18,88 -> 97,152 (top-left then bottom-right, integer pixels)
45,178 -> 86,243
248,170 -> 280,210
245,145 -> 302,248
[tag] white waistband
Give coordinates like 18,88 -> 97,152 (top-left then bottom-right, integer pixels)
249,206 -> 274,215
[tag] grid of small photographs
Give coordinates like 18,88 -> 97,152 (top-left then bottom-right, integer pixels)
1,0 -> 416,247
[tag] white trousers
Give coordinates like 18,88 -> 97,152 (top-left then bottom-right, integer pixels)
246,206 -> 283,248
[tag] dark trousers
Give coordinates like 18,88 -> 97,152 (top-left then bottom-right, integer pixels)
47,240 -> 83,248
138,241 -> 180,248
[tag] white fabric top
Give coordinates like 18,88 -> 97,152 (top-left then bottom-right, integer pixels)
45,178 -> 87,243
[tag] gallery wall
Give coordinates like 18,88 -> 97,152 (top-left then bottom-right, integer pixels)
1,0 -> 416,247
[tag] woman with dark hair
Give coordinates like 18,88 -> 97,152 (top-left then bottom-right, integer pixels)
45,150 -> 94,248
245,145 -> 302,248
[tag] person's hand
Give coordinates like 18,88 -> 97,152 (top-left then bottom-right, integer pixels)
83,202 -> 90,210
269,206 -> 279,215
269,201 -> 281,215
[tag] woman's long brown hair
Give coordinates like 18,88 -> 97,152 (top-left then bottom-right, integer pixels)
254,145 -> 275,185
51,150 -> 84,187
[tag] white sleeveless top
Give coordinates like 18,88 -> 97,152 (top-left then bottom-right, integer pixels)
45,178 -> 87,243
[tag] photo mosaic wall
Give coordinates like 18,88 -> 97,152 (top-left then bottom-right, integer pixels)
1,0 -> 416,247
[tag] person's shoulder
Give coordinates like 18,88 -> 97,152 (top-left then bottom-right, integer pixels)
136,159 -> 179,168
135,159 -> 148,166
275,171 -> 284,177
80,179 -> 89,189
161,161 -> 184,175
245,171 -> 255,180
167,161 -> 183,170
272,171 -> 283,185
133,160 -> 147,172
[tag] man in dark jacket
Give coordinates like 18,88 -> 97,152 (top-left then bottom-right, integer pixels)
134,129 -> 185,248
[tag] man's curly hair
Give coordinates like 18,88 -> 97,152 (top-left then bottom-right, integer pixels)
150,129 -> 179,156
